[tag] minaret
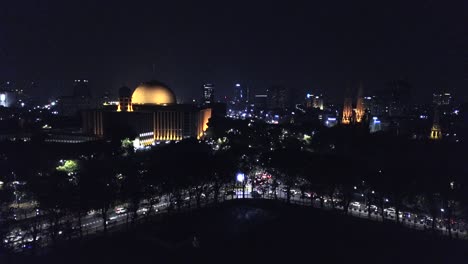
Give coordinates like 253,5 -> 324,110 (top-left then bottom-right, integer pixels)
430,107 -> 442,140
117,86 -> 133,112
342,87 -> 353,124
355,82 -> 365,123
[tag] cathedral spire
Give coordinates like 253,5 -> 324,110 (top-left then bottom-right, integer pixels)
342,86 -> 353,124
430,107 -> 442,140
355,81 -> 365,123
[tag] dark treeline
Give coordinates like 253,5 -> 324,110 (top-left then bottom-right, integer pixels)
1,116 -> 468,252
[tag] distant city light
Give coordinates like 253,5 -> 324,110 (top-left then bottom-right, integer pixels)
235,83 -> 241,87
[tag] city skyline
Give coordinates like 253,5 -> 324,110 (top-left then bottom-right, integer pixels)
0,1 -> 465,102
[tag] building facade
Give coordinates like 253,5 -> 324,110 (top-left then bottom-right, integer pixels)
82,80 -> 214,145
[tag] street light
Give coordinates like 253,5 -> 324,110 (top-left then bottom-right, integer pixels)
236,173 -> 245,183
236,173 -> 246,199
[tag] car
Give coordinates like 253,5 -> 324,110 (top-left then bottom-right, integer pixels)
384,208 -> 396,217
350,201 -> 361,208
252,191 -> 261,198
87,210 -> 97,216
115,207 -> 127,214
138,207 -> 149,214
225,190 -> 235,196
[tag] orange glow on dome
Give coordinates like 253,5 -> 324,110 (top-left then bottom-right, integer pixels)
132,83 -> 176,105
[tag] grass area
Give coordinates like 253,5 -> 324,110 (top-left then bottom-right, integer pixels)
4,199 -> 468,263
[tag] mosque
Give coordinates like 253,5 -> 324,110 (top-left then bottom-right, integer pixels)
82,80 -> 214,146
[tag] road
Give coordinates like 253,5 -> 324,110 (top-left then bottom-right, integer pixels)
4,188 -> 467,251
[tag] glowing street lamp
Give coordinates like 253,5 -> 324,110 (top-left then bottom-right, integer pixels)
236,172 -> 245,183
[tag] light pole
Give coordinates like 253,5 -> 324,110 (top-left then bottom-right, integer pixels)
440,208 -> 445,232
236,172 -> 245,199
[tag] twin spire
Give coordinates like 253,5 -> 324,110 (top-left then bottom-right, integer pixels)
341,82 -> 365,125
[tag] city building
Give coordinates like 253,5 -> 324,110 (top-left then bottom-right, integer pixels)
372,80 -> 412,117
59,79 -> 94,116
253,94 -> 268,112
433,92 -> 452,106
267,86 -> 290,110
229,83 -> 250,112
305,93 -> 324,110
202,83 -> 215,104
234,83 -> 249,105
82,80 -> 213,146
0,91 -> 16,107
369,117 -> 382,133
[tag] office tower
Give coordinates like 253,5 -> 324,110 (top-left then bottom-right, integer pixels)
305,93 -> 324,110
254,94 -> 268,111
433,92 -> 452,106
73,79 -> 91,98
59,79 -> 94,116
202,83 -> 215,104
267,86 -> 289,109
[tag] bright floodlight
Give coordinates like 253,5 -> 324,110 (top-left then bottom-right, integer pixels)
235,83 -> 241,87
236,172 -> 245,182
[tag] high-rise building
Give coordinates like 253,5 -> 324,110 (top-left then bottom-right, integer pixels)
73,79 -> 91,98
433,92 -> 452,106
373,80 -> 411,117
305,93 -> 324,110
234,83 -> 249,104
430,107 -> 442,140
0,91 -> 16,107
59,79 -> 94,116
254,94 -> 268,111
267,86 -> 290,109
230,83 -> 250,111
202,83 -> 215,104
369,117 -> 382,133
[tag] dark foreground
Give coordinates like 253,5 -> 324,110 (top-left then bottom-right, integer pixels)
4,200 -> 468,263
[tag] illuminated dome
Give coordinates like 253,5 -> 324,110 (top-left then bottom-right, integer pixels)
131,81 -> 176,105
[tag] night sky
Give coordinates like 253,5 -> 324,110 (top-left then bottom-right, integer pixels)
0,0 -> 465,102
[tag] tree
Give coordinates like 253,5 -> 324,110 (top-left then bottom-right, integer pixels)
119,157 -> 144,226
211,150 -> 237,203
0,186 -> 14,252
28,170 -> 74,245
81,159 -> 118,234
266,149 -> 307,204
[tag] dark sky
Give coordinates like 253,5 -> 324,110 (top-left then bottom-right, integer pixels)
0,0 -> 466,103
